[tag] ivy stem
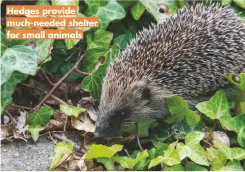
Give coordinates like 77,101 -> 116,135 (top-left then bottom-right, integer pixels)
34,51 -> 84,110
74,67 -> 90,76
20,83 -> 68,106
40,68 -> 55,86
233,89 -> 245,116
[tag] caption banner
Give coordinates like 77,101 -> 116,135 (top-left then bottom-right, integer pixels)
6,5 -> 100,39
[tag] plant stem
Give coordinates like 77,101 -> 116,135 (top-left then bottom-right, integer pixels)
35,52 -> 84,110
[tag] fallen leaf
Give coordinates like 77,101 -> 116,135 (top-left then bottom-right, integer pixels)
71,113 -> 95,133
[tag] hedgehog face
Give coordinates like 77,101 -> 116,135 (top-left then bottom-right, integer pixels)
94,81 -> 170,138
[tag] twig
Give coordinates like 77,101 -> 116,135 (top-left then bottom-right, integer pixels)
52,133 -> 86,153
49,131 -> 57,144
63,116 -> 68,132
20,83 -> 69,106
124,149 -> 130,157
74,67 -> 90,76
5,110 -> 17,123
10,103 -> 33,110
136,134 -> 143,151
40,68 -> 55,86
35,51 -> 84,110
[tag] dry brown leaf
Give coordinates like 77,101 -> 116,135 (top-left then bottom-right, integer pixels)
86,105 -> 97,122
71,113 -> 95,133
0,123 -> 15,141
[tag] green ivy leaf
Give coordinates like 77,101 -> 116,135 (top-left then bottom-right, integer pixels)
81,44 -> 120,100
1,97 -> 12,115
28,125 -> 44,142
176,131 -> 209,166
51,0 -> 78,6
1,30 -> 28,56
97,157 -> 114,171
207,148 -> 227,171
172,120 -> 204,140
196,90 -> 231,120
148,141 -> 180,168
224,73 -> 245,90
86,144 -> 123,159
87,30 -> 113,49
221,160 -> 244,171
60,104 -> 86,118
214,140 -> 245,161
85,0 -> 126,29
36,0 -> 50,5
131,1 -> 145,20
233,0 -> 245,9
166,96 -> 200,126
113,150 -> 149,169
164,164 -> 185,171
185,162 -> 207,171
238,126 -> 245,148
1,45 -> 38,85
27,106 -> 54,126
49,142 -> 73,169
32,40 -> 53,63
139,0 -> 178,21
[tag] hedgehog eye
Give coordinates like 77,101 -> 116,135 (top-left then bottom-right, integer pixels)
120,111 -> 127,117
142,87 -> 151,100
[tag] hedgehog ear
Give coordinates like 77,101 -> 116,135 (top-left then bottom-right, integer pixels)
142,87 -> 151,100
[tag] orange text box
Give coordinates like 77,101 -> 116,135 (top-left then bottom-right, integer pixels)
6,5 -> 77,17
6,17 -> 99,28
6,29 -> 83,40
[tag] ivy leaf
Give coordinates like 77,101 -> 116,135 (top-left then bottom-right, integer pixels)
86,144 -> 123,159
214,140 -> 245,161
148,141 -> 180,168
113,150 -> 149,169
97,157 -> 114,171
51,0 -> 79,6
85,0 -> 126,29
207,148 -> 227,171
233,0 -> 245,9
196,90 -> 231,120
238,126 -> 245,148
166,96 -> 200,126
139,0 -> 178,21
221,160 -> 244,171
81,44 -> 120,100
87,30 -> 113,49
28,125 -> 44,142
176,131 -> 209,166
27,106 -> 54,126
1,45 -> 38,85
60,104 -> 86,118
1,30 -> 28,56
1,72 -> 27,114
224,73 -> 245,90
31,40 -> 53,63
196,90 -> 233,131
185,162 -> 207,171
163,164 -> 185,171
171,120 -> 204,140
131,1 -> 145,20
49,142 -> 73,169
1,97 -> 12,115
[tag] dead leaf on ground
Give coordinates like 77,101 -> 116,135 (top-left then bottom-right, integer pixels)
1,123 -> 15,141
16,111 -> 28,134
71,113 -> 95,133
85,105 -> 97,122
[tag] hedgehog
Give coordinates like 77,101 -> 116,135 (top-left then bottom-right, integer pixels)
94,3 -> 245,138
